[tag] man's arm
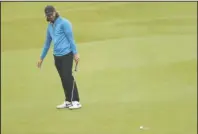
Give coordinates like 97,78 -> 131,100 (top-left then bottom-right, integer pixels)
62,20 -> 77,55
40,27 -> 52,60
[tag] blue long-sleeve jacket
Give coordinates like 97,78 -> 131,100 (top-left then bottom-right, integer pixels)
40,17 -> 77,60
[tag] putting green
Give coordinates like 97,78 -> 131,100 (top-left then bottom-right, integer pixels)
1,2 -> 197,134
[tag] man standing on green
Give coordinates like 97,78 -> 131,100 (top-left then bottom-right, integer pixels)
37,5 -> 82,109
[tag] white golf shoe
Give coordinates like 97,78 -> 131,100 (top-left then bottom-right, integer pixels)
69,101 -> 82,109
56,101 -> 71,109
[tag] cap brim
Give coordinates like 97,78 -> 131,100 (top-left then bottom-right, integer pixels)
45,12 -> 53,17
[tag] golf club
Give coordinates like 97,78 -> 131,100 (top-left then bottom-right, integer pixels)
71,61 -> 78,103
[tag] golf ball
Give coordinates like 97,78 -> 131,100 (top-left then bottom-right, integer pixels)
140,126 -> 144,129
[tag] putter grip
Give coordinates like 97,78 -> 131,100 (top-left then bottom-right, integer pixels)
74,62 -> 78,72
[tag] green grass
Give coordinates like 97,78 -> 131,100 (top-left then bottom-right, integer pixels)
1,2 -> 197,134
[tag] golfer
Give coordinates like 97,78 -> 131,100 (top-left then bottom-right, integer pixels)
37,5 -> 82,109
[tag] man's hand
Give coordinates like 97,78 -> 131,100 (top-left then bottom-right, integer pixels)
74,53 -> 80,64
37,59 -> 43,68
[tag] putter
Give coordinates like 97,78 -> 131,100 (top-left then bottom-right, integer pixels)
74,61 -> 78,72
70,61 -> 78,103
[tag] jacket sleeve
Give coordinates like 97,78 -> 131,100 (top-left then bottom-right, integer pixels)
40,27 -> 52,60
62,20 -> 77,55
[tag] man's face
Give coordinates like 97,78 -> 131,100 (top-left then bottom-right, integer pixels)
46,11 -> 56,22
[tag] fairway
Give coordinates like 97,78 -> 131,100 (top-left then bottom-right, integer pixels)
1,2 -> 197,134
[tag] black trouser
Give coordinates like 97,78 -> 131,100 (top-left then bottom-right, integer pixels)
54,52 -> 80,102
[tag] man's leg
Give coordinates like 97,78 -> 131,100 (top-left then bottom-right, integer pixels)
54,56 -> 68,100
61,52 -> 80,102
54,55 -> 73,109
